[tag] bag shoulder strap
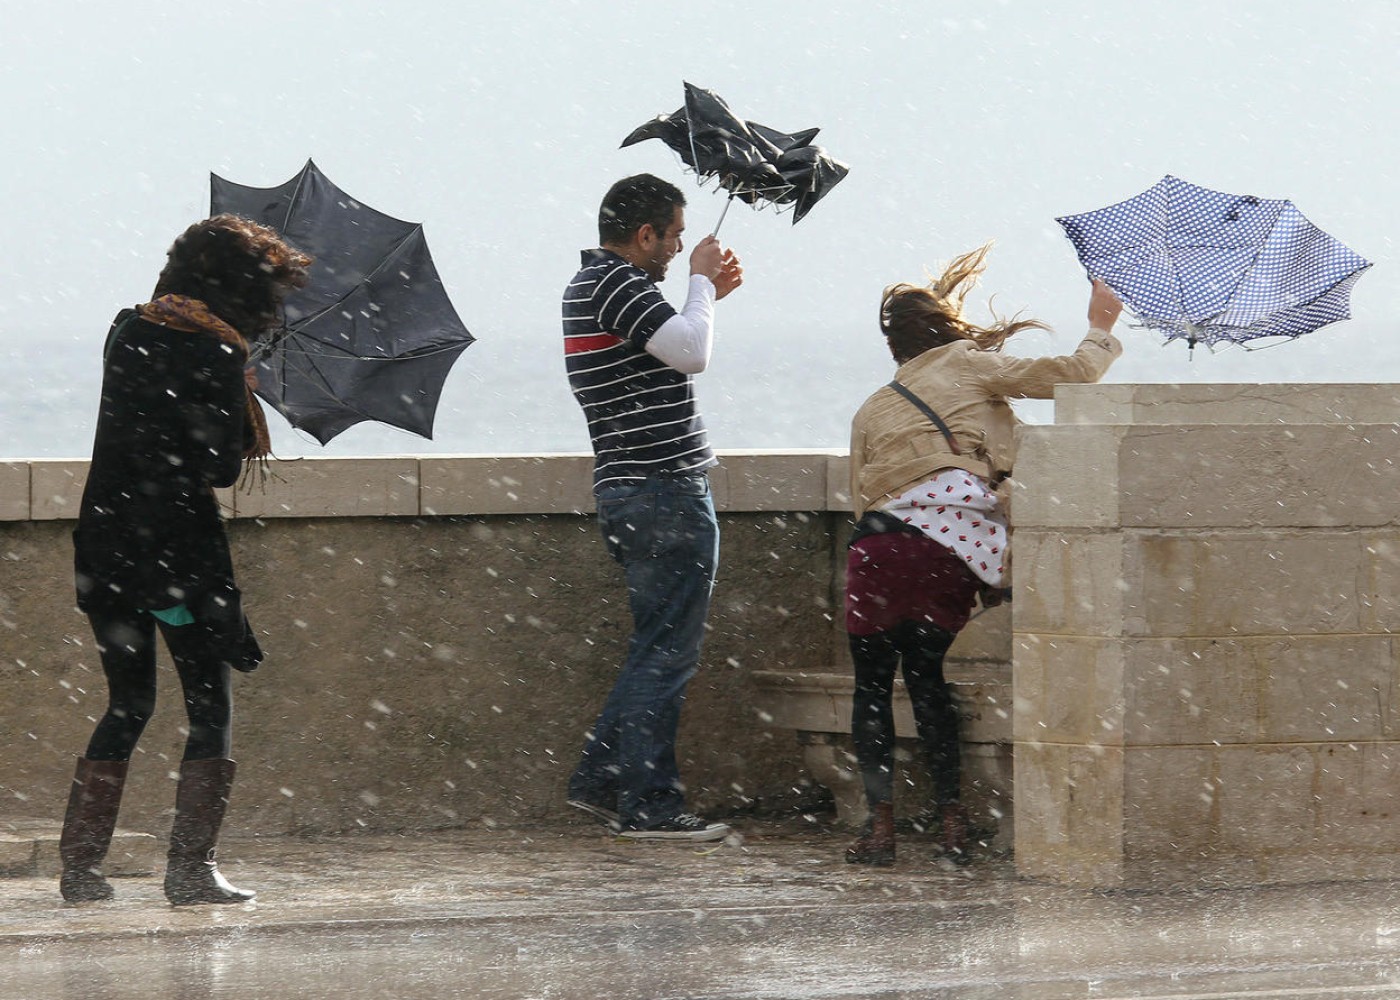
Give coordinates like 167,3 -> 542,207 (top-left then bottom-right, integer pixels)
886,380 -> 962,455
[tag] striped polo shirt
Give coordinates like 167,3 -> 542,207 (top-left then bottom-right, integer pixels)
563,248 -> 715,491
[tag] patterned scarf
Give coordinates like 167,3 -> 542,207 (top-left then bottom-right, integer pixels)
136,294 -> 271,462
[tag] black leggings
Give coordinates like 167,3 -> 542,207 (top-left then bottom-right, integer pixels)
84,608 -> 234,762
849,620 -> 959,809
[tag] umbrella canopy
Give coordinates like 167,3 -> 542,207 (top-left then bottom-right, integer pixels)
621,82 -> 849,227
1056,175 -> 1372,350
210,160 -> 475,443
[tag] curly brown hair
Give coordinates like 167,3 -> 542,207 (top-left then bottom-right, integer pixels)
152,214 -> 312,341
880,243 -> 1048,365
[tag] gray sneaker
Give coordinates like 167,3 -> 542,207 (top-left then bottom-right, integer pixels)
619,813 -> 730,842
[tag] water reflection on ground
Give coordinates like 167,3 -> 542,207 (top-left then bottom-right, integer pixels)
7,823 -> 1400,999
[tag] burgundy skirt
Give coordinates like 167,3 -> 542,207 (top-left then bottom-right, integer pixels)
844,530 -> 981,637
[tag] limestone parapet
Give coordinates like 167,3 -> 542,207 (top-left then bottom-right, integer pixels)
1015,383 -> 1400,887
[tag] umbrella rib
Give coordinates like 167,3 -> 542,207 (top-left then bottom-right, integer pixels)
275,345 -> 387,421
277,339 -> 465,434
275,339 -> 470,362
279,164 -> 315,235
1228,267 -> 1369,336
288,224 -> 434,333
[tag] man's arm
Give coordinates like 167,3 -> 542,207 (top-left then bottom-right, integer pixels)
644,276 -> 715,374
644,235 -> 742,375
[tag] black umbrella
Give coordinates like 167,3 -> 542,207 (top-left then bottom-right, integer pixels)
621,82 -> 849,231
210,160 -> 475,444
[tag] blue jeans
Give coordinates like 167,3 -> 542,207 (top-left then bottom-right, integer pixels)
568,473 -> 719,828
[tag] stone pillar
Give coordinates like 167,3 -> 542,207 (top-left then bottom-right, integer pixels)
1012,384 -> 1400,887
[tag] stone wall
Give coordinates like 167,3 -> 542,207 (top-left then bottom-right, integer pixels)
11,382 -> 1395,888
1013,384 -> 1400,887
0,452 -> 854,838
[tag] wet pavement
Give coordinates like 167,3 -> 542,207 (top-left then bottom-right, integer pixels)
7,817 -> 1400,999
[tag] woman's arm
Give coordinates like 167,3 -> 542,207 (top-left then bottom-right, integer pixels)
848,417 -> 868,518
180,337 -> 249,488
975,281 -> 1124,400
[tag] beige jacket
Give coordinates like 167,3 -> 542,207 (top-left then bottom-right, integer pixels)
849,328 -> 1122,517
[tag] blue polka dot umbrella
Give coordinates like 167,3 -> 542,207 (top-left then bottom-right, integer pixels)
1056,175 -> 1372,351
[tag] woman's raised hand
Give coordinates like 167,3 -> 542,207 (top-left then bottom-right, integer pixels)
1088,279 -> 1124,331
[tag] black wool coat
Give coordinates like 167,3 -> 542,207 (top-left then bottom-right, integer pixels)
73,310 -> 251,626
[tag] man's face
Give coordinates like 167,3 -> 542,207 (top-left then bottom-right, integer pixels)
640,205 -> 685,282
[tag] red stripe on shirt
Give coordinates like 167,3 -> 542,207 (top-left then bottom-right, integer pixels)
565,333 -> 625,354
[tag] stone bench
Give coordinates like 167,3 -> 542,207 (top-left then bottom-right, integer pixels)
751,667 -> 1013,848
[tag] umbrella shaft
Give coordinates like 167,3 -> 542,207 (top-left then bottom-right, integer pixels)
712,194 -> 734,236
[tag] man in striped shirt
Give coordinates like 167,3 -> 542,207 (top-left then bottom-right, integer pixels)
563,174 -> 743,842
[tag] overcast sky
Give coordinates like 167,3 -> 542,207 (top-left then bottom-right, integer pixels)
2,0 -> 1395,458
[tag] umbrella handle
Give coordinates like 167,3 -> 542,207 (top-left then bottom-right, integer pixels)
712,192 -> 735,237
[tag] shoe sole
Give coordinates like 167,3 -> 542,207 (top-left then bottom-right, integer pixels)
618,826 -> 730,843
567,799 -> 621,831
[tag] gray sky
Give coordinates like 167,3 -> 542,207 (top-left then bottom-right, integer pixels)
2,0 -> 1396,458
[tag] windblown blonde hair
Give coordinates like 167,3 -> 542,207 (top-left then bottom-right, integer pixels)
880,243 -> 1048,364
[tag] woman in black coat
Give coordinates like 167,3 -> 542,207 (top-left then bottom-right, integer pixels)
60,215 -> 310,905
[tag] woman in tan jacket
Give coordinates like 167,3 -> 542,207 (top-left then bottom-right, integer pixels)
844,245 -> 1123,866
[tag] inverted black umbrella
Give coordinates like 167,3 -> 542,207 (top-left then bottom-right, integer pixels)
1057,175 -> 1372,351
210,160 -> 475,444
621,82 -> 849,232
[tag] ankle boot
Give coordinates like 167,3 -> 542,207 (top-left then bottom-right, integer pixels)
163,758 -> 255,906
941,801 -> 971,861
845,802 -> 895,866
59,758 -> 128,902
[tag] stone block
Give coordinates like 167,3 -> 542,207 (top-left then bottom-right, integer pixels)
710,450 -> 831,512
418,455 -> 593,516
1360,534 -> 1400,634
948,602 -> 1012,662
1116,424 -> 1400,529
1012,530 -> 1125,636
1012,426 -> 1123,529
1118,742 -> 1400,866
235,457 -> 421,519
1120,745 -> 1218,858
1013,741 -> 1126,886
1214,744 -> 1327,853
0,462 -> 28,521
1021,739 -> 1400,888
1055,382 -> 1400,426
1314,742 -> 1400,851
1053,383 -> 1136,425
1013,635 -> 1124,745
29,460 -> 87,521
1015,633 -> 1400,751
1123,531 -> 1368,637
0,832 -> 35,875
1120,635 -> 1400,746
825,453 -> 851,512
798,734 -> 866,828
750,670 -> 850,734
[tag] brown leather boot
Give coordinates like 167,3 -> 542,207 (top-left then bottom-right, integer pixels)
941,802 -> 971,861
59,758 -> 129,902
844,802 -> 895,866
164,758 -> 256,906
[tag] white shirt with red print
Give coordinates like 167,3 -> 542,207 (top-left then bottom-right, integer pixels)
881,469 -> 1008,587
